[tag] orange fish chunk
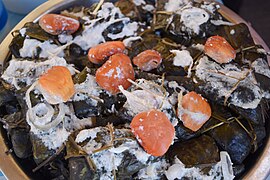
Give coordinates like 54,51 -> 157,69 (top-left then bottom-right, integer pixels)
96,53 -> 135,94
131,109 -> 175,156
38,66 -> 75,104
39,14 -> 80,35
133,50 -> 162,71
88,41 -> 126,64
180,91 -> 211,131
204,35 -> 236,64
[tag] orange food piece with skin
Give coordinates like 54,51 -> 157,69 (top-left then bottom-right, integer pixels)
96,53 -> 135,94
133,50 -> 162,71
130,109 -> 175,156
88,41 -> 126,64
204,35 -> 236,64
38,66 -> 75,104
39,14 -> 80,35
180,91 -> 211,132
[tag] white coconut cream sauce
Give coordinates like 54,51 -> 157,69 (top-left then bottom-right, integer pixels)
72,3 -> 138,50
195,56 -> 263,109
180,7 -> 210,35
1,56 -> 75,90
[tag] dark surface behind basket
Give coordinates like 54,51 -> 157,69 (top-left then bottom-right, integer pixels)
225,0 -> 270,47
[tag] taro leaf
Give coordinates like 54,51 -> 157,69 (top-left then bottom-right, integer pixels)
156,0 -> 167,11
167,14 -> 187,36
15,87 -> 43,114
214,23 -> 255,50
0,85 -> 17,106
66,137 -> 81,158
135,71 -> 162,81
163,106 -> 197,141
254,125 -> 266,147
24,22 -> 56,41
66,43 -> 95,71
211,102 -> 236,119
229,104 -> 263,125
66,54 -> 94,71
162,13 -> 216,42
233,164 -> 245,177
115,0 -> 154,24
129,33 -> 181,70
158,60 -> 187,76
174,122 -> 197,141
2,111 -> 28,129
155,0 -> 171,29
73,67 -> 88,84
0,101 -> 20,116
213,23 -> 267,65
166,135 -> 220,167
128,33 -> 160,59
61,6 -> 87,20
69,157 -> 95,180
99,91 -> 126,115
209,121 -> 251,164
115,0 -> 136,18
49,159 -> 69,179
73,99 -> 103,118
9,34 -> 25,58
66,137 -> 96,179
69,43 -> 85,57
103,21 -> 125,41
117,152 -> 146,178
153,38 -> 175,59
10,128 -> 32,158
118,107 -> 134,123
252,54 -> 270,91
242,46 -> 267,63
155,13 -> 171,30
95,115 -> 127,127
199,103 -> 236,134
30,134 -> 55,164
254,72 -> 270,92
165,75 -> 199,92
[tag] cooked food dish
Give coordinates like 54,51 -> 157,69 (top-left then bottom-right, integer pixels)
0,0 -> 269,179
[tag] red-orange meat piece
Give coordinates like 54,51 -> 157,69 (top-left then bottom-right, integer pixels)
130,109 -> 175,156
96,53 -> 135,94
38,66 -> 75,104
180,91 -> 211,131
88,41 -> 126,64
133,50 -> 162,71
39,14 -> 80,35
204,35 -> 236,64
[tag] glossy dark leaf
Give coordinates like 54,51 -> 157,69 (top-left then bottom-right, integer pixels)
209,121 -> 251,164
10,128 -> 32,158
73,99 -> 103,118
215,23 -> 255,49
69,157 -> 95,180
166,135 -> 220,167
9,34 -> 25,58
24,22 -> 56,41
30,134 -> 55,164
